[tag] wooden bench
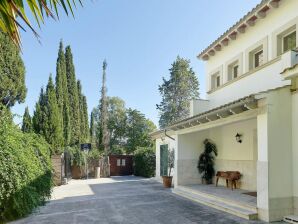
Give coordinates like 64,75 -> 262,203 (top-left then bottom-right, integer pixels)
215,171 -> 241,190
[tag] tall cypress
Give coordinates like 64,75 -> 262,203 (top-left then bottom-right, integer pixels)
82,95 -> 89,141
33,87 -> 47,136
77,80 -> 85,142
22,106 -> 32,133
55,41 -> 71,146
90,110 -> 96,147
100,60 -> 110,177
45,74 -> 63,151
65,46 -> 80,145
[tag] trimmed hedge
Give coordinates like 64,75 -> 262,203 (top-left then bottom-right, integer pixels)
0,109 -> 53,222
133,147 -> 156,178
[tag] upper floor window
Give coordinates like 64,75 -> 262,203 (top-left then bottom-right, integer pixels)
228,61 -> 239,81
283,30 -> 296,53
254,50 -> 263,68
211,72 -> 220,90
249,45 -> 264,71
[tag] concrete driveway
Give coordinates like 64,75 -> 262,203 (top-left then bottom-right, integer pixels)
12,176 -> 281,224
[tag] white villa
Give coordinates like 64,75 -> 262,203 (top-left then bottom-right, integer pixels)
151,0 -> 298,222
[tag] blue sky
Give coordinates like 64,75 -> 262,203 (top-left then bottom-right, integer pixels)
11,0 -> 261,127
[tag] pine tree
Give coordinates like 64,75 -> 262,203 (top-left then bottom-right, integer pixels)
22,106 -> 32,133
65,46 -> 80,145
55,41 -> 71,146
157,56 -> 200,128
100,60 -> 110,177
44,74 -> 63,152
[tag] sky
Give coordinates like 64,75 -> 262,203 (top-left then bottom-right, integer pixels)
11,0 -> 261,127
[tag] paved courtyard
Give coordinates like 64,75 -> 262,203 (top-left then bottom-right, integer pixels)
12,176 -> 284,224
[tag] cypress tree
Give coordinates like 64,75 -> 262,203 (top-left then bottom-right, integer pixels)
82,95 -> 89,141
77,80 -> 85,143
45,74 -> 63,152
65,46 -> 80,145
55,41 -> 71,146
33,88 -> 47,135
90,110 -> 96,146
22,106 -> 32,133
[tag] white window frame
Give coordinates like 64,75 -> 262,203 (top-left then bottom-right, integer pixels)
282,29 -> 296,53
245,37 -> 268,72
117,159 -> 121,167
121,159 -> 126,166
253,49 -> 264,69
211,72 -> 221,90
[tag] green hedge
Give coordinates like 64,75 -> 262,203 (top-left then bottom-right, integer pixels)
0,109 -> 53,222
133,147 -> 156,178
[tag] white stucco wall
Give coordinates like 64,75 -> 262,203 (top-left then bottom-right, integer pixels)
209,119 -> 257,191
203,0 -> 298,110
171,118 -> 257,190
155,135 -> 177,182
257,87 -> 293,221
176,130 -> 209,186
292,91 -> 298,215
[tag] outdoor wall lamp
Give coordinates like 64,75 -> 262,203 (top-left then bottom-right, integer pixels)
235,133 -> 242,143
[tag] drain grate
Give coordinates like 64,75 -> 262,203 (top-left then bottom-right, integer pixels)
284,215 -> 298,224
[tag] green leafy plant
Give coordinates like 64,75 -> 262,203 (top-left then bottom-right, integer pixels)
0,107 -> 53,222
0,0 -> 83,48
133,147 -> 156,178
197,139 -> 218,183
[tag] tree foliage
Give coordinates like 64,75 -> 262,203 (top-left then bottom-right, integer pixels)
0,31 -> 26,108
157,56 -> 199,128
32,42 -> 89,152
21,106 -> 32,133
44,75 -> 63,152
65,46 -> 80,145
92,97 -> 156,155
0,108 -> 52,222
99,60 -> 110,177
133,147 -> 156,178
0,0 -> 83,48
55,41 -> 71,146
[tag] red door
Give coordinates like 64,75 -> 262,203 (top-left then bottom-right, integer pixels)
109,155 -> 133,176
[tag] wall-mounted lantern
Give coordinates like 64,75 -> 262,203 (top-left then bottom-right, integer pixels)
235,133 -> 242,143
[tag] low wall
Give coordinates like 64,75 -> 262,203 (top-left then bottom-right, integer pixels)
215,159 -> 256,191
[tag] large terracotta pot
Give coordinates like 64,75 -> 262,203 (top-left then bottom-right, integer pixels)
162,176 -> 173,188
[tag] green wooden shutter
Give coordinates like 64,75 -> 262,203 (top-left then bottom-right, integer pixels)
160,144 -> 168,176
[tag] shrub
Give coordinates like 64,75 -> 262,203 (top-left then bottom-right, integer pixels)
133,147 -> 156,177
0,108 -> 53,222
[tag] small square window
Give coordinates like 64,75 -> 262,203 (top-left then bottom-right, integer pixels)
283,31 -> 296,53
254,50 -> 263,68
117,159 -> 121,166
121,159 -> 126,166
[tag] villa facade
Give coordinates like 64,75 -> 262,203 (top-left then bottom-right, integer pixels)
151,0 -> 298,222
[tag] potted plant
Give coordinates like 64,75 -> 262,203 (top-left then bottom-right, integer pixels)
197,139 -> 218,184
162,148 -> 175,188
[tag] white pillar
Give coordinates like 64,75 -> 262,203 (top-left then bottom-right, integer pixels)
257,88 -> 293,222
